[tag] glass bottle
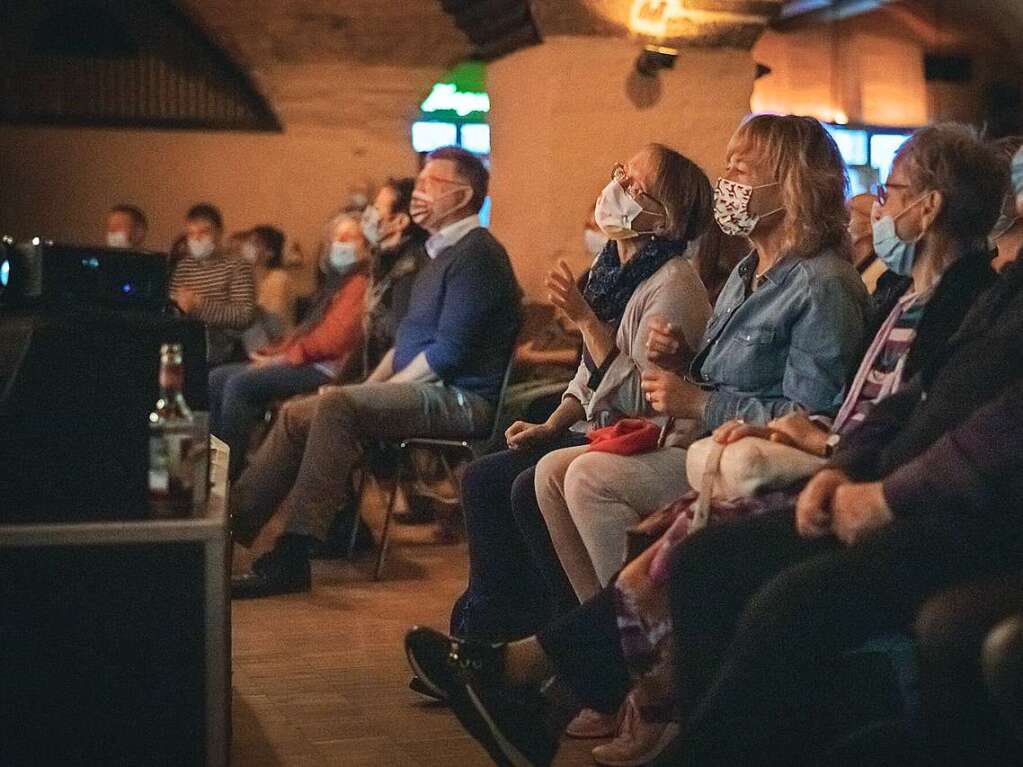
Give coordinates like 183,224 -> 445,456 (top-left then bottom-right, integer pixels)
148,343 -> 195,518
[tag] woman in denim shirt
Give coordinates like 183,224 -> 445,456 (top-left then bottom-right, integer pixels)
523,114 -> 867,762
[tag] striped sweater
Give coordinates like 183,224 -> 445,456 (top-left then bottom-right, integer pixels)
833,288 -> 930,435
170,253 -> 256,363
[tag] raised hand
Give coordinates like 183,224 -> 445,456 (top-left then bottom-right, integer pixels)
545,260 -> 593,326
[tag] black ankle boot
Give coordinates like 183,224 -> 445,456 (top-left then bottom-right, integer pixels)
232,534 -> 314,599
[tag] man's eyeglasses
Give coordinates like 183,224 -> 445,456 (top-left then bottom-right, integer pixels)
872,181 -> 911,207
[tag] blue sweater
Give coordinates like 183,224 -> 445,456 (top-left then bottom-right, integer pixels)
393,228 -> 521,403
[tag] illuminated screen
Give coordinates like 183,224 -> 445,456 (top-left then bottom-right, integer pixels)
824,125 -> 868,167
460,124 -> 491,155
871,133 -> 911,183
0,258 -> 9,288
412,121 -> 458,153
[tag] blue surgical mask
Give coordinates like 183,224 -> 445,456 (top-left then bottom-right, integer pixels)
872,197 -> 925,276
328,241 -> 358,271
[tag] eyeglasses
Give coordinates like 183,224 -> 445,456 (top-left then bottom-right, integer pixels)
611,163 -> 665,213
872,181 -> 911,207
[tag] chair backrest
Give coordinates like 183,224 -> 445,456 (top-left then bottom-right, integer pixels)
479,350 -> 518,449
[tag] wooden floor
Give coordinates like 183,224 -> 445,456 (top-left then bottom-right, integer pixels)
230,486 -> 599,767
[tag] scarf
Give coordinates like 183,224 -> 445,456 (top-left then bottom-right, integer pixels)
584,236 -> 686,325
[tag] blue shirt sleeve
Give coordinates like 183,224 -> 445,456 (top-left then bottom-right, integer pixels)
702,273 -> 866,428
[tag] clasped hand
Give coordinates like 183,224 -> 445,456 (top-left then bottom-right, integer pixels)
645,315 -> 689,370
640,369 -> 708,419
713,412 -> 828,456
795,469 -> 893,544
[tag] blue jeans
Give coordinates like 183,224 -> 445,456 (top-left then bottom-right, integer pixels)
208,362 -> 332,478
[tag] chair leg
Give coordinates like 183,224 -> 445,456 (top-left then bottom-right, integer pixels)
374,462 -> 402,581
347,469 -> 367,561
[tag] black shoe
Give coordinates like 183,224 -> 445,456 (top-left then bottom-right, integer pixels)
409,675 -> 447,702
404,626 -> 505,700
450,672 -> 559,767
231,535 -> 312,599
404,626 -> 557,767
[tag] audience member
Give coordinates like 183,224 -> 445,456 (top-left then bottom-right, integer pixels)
361,177 -> 429,375
105,203 -> 147,249
242,225 -> 295,349
401,122 -> 1019,767
229,146 -> 521,599
170,203 -> 256,365
443,144 -> 713,652
209,213 -> 370,479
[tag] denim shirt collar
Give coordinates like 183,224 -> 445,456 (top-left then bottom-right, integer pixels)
737,250 -> 802,289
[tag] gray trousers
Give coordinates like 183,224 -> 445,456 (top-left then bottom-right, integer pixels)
230,381 -> 492,545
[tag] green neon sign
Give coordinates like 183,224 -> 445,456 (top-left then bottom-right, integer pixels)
419,61 -> 489,123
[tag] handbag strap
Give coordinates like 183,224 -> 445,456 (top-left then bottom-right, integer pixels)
690,439 -> 726,532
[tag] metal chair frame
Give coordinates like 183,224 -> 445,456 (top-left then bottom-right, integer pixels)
352,355 -> 518,580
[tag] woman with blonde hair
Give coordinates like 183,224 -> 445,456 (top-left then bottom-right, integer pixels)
518,114 -> 868,764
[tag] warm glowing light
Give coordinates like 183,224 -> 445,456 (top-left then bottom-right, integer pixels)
833,111 -> 849,125
628,0 -> 767,38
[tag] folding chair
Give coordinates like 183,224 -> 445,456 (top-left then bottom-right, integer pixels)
352,354 -> 518,580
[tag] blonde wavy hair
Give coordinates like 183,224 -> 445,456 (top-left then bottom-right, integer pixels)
732,114 -> 851,260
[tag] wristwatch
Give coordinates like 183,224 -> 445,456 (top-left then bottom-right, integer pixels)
823,433 -> 841,458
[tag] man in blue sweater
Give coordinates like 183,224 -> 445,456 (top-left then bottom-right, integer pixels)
231,147 -> 521,598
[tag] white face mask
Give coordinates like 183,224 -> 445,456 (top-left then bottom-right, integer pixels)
328,241 -> 358,271
187,237 -> 215,260
106,231 -> 129,248
584,228 -> 609,257
410,186 -> 470,232
593,179 -> 661,240
713,178 -> 782,237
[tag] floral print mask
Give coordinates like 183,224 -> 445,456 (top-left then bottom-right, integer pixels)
713,177 -> 781,237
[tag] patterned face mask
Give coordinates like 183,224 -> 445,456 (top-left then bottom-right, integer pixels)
713,177 -> 781,237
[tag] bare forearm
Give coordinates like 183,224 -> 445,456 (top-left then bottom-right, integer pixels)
367,348 -> 395,382
545,396 -> 586,434
577,316 -> 617,368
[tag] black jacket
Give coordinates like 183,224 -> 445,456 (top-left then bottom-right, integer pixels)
832,257 -> 1023,561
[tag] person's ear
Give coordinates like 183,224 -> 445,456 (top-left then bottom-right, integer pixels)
918,190 -> 944,234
